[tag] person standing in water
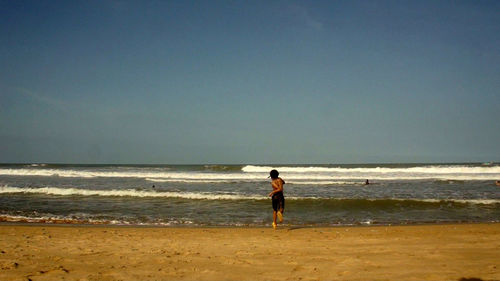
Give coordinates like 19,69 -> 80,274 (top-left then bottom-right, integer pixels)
268,169 -> 285,229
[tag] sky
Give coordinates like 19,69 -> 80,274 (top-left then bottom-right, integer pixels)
1,0 -> 499,164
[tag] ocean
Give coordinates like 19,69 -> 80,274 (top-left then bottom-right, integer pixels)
0,163 -> 499,227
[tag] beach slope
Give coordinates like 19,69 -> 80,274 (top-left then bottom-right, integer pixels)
0,223 -> 498,280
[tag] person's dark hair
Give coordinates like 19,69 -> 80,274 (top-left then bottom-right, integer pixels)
270,169 -> 279,179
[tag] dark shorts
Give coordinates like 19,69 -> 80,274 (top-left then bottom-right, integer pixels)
272,192 -> 285,212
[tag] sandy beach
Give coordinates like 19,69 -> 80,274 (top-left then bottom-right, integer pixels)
0,223 -> 498,281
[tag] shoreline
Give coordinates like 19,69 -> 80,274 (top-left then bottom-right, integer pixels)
1,223 -> 498,280
0,220 -> 498,228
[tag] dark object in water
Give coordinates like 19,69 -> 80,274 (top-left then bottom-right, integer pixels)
495,181 -> 500,186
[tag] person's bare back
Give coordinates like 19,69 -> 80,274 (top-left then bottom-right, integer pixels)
268,169 -> 285,229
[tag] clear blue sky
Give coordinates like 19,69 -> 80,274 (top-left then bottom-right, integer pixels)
1,0 -> 499,164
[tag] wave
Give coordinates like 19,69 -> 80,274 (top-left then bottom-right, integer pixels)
145,178 -> 359,185
287,181 -> 362,185
1,186 -> 499,205
242,165 -> 500,174
0,214 -> 115,225
27,164 -> 48,167
145,178 -> 263,184
0,186 -> 265,200
289,198 -> 500,208
0,168 -> 180,179
203,165 -> 243,171
2,166 -> 500,181
0,214 -> 193,226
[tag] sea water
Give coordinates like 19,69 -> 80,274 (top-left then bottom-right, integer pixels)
0,163 -> 499,226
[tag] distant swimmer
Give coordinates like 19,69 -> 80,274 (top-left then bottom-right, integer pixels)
365,179 -> 370,185
268,169 -> 285,229
496,181 -> 500,187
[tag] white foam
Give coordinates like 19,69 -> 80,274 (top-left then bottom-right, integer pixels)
0,214 -> 195,226
145,178 -> 259,183
0,168 -> 180,178
2,163 -> 500,182
145,178 -> 358,185
242,165 -> 500,174
0,186 -> 265,200
439,199 -> 500,205
286,181 -> 361,185
370,198 -> 500,205
2,166 -> 500,181
1,186 -> 498,205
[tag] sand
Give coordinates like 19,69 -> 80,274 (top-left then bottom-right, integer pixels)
0,223 -> 498,281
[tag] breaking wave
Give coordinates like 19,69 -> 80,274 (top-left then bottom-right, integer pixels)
0,214 -> 194,226
242,164 -> 500,174
0,186 -> 264,200
1,186 -> 498,205
1,163 -> 499,181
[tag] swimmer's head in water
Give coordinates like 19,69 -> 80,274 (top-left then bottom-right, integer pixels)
270,169 -> 279,179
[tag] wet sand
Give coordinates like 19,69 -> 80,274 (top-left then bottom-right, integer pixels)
0,223 -> 498,280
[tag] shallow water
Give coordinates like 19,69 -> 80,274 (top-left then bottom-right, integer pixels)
0,163 -> 499,226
